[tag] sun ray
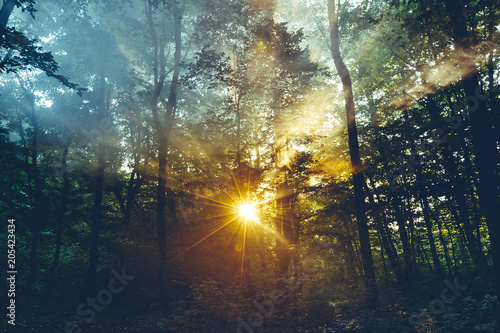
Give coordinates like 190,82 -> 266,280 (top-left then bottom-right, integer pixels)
166,185 -> 236,209
258,221 -> 288,246
248,220 -> 267,260
247,166 -> 251,199
170,214 -> 241,261
186,211 -> 239,222
229,166 -> 243,201
240,216 -> 250,282
227,220 -> 244,248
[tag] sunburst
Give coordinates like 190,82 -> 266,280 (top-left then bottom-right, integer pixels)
238,203 -> 258,221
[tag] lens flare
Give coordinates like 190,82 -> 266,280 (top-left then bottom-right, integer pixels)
238,203 -> 257,221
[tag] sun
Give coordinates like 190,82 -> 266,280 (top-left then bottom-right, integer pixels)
238,203 -> 258,221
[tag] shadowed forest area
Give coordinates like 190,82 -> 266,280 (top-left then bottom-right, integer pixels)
1,0 -> 500,332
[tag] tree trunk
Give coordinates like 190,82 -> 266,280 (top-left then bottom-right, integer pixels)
433,210 -> 455,277
392,193 -> 413,279
46,136 -> 71,294
364,179 -> 404,285
122,170 -> 142,239
113,164 -> 143,240
426,97 -> 487,267
157,136 -> 167,288
0,0 -> 15,28
87,72 -> 107,295
25,87 -> 41,292
377,229 -> 389,284
444,0 -> 500,295
402,109 -> 443,276
487,3 -> 500,149
328,0 -> 378,304
275,174 -> 293,290
149,1 -> 182,291
343,219 -> 361,284
420,194 -> 442,275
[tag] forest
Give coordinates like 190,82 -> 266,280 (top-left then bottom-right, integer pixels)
1,0 -> 499,332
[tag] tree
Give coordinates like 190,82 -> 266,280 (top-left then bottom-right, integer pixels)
442,0 -> 500,296
0,0 -> 83,92
15,73 -> 42,292
328,0 -> 378,304
144,0 -> 183,292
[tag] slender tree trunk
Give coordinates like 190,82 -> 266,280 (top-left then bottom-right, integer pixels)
121,171 -> 142,239
377,229 -> 389,284
433,210 -> 455,277
236,95 -> 242,174
87,72 -> 107,294
443,219 -> 460,272
15,112 -> 30,187
145,0 -> 166,289
487,3 -> 500,149
15,76 -> 41,292
420,195 -> 442,275
402,190 -> 418,274
403,107 -> 443,275
275,175 -> 292,290
25,90 -> 41,292
164,5 -> 182,231
150,2 -> 182,291
343,220 -> 361,283
242,228 -> 256,297
426,97 -> 487,266
392,193 -> 413,278
112,127 -> 144,239
328,0 -> 378,304
365,180 -> 403,285
157,136 -> 167,287
271,76 -> 293,291
46,136 -> 71,294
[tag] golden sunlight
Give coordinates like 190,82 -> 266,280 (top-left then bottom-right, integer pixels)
238,203 -> 258,221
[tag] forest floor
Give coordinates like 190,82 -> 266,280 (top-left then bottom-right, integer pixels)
12,305 -> 348,333
8,287 -> 352,333
5,270 -> 500,333
7,296 -> 500,333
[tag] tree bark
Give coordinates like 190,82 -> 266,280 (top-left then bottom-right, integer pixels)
22,82 -> 41,293
87,72 -> 107,295
420,194 -> 442,275
275,173 -> 293,290
47,136 -> 71,294
0,0 -> 15,28
365,180 -> 404,285
433,210 -> 455,277
328,0 -> 378,304
147,0 -> 182,291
